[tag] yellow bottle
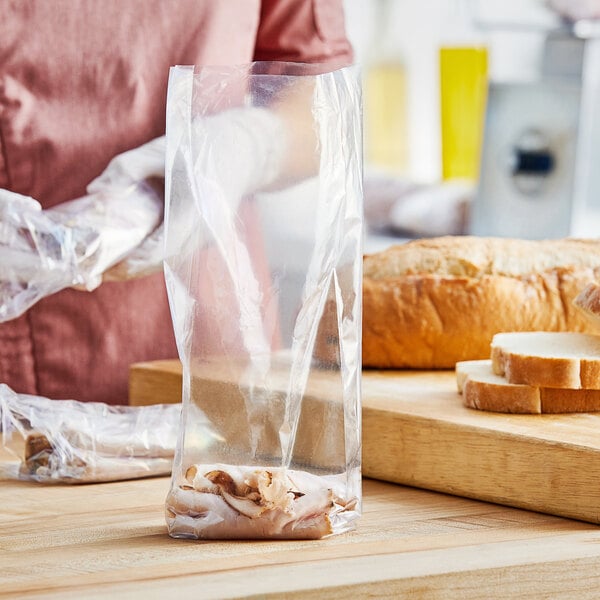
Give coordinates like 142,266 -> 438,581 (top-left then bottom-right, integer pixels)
440,46 -> 488,181
439,0 -> 488,182
362,0 -> 409,175
364,61 -> 409,174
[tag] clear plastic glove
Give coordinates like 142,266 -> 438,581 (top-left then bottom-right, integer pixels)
0,182 -> 162,322
101,222 -> 166,282
86,137 -> 167,282
86,111 -> 286,201
87,136 -> 166,194
191,107 -> 287,205
164,105 -> 289,266
547,0 -> 600,21
97,107 -> 288,280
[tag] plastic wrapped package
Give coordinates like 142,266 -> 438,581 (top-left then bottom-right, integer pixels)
0,180 -> 163,322
163,63 -> 363,540
0,384 -> 183,483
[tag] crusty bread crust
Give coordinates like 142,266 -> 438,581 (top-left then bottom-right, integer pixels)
364,236 -> 600,280
491,348 -> 583,389
541,387 -> 600,413
363,237 -> 600,369
574,282 -> 600,330
463,377 -> 541,414
457,360 -> 541,413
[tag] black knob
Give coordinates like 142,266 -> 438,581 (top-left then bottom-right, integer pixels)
511,149 -> 555,175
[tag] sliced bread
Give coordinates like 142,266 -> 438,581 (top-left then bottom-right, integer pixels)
457,359 -> 600,414
491,332 -> 600,389
456,360 -> 541,413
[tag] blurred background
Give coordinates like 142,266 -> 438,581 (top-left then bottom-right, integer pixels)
343,0 -> 600,250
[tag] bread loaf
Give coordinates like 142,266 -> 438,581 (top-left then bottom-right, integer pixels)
363,236 -> 600,368
574,282 -> 600,329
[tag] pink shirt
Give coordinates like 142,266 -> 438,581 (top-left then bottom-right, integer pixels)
0,0 -> 352,404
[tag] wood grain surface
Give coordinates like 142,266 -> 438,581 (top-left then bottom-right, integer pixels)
130,360 -> 600,526
3,476 -> 600,598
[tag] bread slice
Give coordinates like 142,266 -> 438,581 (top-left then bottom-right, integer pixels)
574,282 -> 600,330
457,359 -> 600,414
457,360 -> 541,413
491,332 -> 600,389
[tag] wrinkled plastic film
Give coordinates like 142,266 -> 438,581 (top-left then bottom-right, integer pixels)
0,384 -> 183,483
164,63 -> 362,540
0,181 -> 163,322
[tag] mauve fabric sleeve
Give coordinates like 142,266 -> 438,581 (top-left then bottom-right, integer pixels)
254,0 -> 353,67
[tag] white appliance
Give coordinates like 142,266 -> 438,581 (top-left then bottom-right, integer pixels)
470,21 -> 600,239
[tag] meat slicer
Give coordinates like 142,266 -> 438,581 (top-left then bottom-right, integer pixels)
470,19 -> 600,239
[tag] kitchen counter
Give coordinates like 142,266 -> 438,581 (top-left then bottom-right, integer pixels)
2,476 -> 600,598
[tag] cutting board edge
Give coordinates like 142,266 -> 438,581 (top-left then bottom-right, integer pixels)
362,405 -> 600,525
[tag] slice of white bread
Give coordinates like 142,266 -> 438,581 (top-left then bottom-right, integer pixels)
574,282 -> 600,330
457,360 -> 541,413
457,359 -> 600,414
491,332 -> 600,389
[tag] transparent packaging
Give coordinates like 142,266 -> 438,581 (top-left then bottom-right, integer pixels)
0,181 -> 163,322
164,63 -> 363,540
0,384 -> 182,483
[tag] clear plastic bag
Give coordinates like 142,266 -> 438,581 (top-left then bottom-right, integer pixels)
0,384 -> 180,483
164,63 -> 363,540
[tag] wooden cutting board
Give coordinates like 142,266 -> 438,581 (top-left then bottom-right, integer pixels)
129,360 -> 600,525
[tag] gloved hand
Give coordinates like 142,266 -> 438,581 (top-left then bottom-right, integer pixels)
87,136 -> 166,194
86,137 -> 167,282
162,105 -> 289,265
190,107 -> 287,204
101,221 -> 165,282
547,0 -> 600,21
92,107 -> 288,281
0,183 -> 162,322
86,109 -> 286,200
163,101 -> 294,364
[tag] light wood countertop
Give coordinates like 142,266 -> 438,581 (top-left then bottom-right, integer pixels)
2,476 -> 600,598
130,360 -> 600,526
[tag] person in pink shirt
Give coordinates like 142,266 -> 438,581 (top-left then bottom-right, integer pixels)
0,0 -> 353,404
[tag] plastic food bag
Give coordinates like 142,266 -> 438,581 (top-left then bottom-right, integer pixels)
163,63 -> 363,540
0,384 -> 180,483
